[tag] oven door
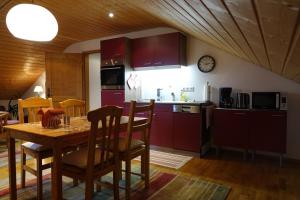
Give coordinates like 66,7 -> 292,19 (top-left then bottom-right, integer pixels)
101,66 -> 125,89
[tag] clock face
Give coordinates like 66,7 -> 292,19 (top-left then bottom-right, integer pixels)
197,55 -> 215,73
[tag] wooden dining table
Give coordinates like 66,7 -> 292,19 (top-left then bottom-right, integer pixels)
4,115 -> 146,200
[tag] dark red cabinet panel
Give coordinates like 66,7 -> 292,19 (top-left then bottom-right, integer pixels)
212,108 -> 287,154
131,32 -> 186,68
151,109 -> 173,148
173,112 -> 201,152
101,90 -> 124,107
249,111 -> 286,153
212,109 -> 249,149
100,37 -> 129,67
131,37 -> 155,67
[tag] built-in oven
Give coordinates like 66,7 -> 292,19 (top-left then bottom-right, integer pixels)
101,65 -> 125,89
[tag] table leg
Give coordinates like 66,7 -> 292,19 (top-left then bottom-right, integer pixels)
7,135 -> 16,200
52,145 -> 63,200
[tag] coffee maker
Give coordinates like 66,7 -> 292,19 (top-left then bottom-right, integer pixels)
219,87 -> 233,108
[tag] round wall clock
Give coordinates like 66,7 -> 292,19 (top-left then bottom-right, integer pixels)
197,55 -> 216,73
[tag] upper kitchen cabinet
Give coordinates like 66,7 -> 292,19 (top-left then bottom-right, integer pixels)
100,37 -> 130,67
131,32 -> 186,68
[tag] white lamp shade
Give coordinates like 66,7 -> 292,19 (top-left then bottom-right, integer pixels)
34,86 -> 43,93
6,4 -> 58,42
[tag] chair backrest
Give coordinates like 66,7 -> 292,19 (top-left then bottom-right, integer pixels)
86,106 -> 123,171
18,97 -> 53,124
0,111 -> 8,134
59,99 -> 85,117
126,99 -> 155,151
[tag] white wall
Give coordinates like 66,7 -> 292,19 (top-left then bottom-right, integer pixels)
63,27 -> 300,159
88,53 -> 101,110
22,72 -> 46,99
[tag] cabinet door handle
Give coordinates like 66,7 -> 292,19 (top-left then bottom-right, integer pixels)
234,113 -> 246,115
272,114 -> 284,117
154,61 -> 162,65
114,93 -> 122,95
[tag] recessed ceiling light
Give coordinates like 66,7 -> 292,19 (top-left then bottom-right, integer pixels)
108,12 -> 114,18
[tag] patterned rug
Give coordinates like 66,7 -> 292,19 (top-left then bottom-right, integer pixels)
134,150 -> 193,169
0,159 -> 230,200
0,143 -> 230,199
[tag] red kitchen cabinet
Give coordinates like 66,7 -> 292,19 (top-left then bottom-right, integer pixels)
212,109 -> 249,149
131,32 -> 186,68
101,90 -> 124,107
249,111 -> 286,153
150,104 -> 173,148
212,108 -> 287,155
131,37 -> 155,67
173,112 -> 201,152
100,37 -> 129,67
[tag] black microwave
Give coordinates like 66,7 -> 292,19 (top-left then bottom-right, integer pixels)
101,65 -> 125,89
252,92 -> 280,110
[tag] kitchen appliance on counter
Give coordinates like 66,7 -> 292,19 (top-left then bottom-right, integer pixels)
101,65 -> 125,89
252,92 -> 280,110
236,93 -> 250,109
219,87 -> 233,108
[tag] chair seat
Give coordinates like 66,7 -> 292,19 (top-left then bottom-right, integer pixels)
7,120 -> 19,125
62,147 -> 113,169
21,142 -> 51,152
118,137 -> 145,152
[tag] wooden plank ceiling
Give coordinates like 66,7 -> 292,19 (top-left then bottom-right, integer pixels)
132,0 -> 300,82
0,0 -> 164,99
1,0 -> 300,99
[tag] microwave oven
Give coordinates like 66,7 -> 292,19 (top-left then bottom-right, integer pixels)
252,92 -> 280,110
101,65 -> 125,89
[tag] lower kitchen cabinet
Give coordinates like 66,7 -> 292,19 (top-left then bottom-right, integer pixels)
101,90 -> 124,107
249,110 -> 287,153
150,105 -> 173,148
212,108 -> 287,155
173,112 -> 201,152
212,109 -> 249,149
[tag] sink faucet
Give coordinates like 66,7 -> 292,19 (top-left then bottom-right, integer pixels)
157,88 -> 163,101
171,92 -> 175,101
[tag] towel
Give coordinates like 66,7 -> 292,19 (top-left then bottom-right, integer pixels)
205,105 -> 216,129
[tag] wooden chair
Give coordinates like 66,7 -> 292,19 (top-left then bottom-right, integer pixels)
59,99 -> 85,117
120,100 -> 155,200
0,111 -> 9,139
59,98 -> 86,186
61,106 -> 122,200
18,97 -> 53,200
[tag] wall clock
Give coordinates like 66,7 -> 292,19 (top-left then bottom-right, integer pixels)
197,55 -> 216,73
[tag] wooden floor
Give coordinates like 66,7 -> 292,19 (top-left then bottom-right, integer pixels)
160,150 -> 300,200
1,147 -> 300,200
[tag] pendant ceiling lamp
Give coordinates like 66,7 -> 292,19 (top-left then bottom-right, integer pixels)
6,3 -> 58,42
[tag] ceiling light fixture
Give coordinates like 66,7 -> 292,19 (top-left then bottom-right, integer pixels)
108,12 -> 114,18
6,3 -> 58,42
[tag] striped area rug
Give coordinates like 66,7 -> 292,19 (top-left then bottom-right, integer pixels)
134,150 -> 193,169
0,165 -> 230,200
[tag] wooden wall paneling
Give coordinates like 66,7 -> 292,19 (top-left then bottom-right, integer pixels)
223,0 -> 271,70
255,0 -> 300,74
186,0 -> 250,60
45,53 -> 84,106
174,0 -> 241,57
201,0 -> 260,66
